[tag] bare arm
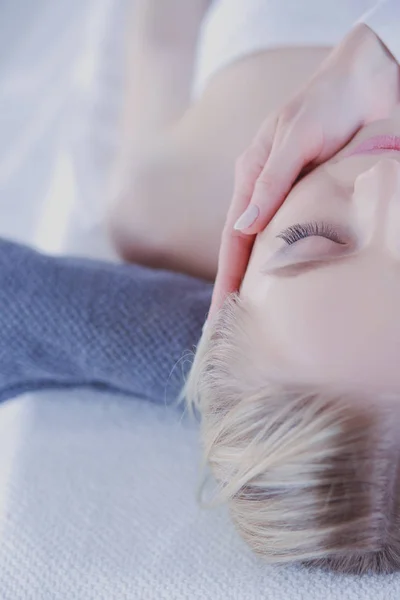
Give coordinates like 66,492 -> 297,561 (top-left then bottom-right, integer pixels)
120,0 -> 211,156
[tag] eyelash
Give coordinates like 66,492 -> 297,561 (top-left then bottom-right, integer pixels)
277,221 -> 346,246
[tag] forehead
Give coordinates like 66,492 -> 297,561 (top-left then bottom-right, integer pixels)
259,166 -> 348,238
255,255 -> 400,391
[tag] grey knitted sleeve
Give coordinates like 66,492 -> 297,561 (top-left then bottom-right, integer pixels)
0,238 -> 212,405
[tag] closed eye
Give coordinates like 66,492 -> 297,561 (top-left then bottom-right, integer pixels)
260,220 -> 357,275
277,221 -> 347,246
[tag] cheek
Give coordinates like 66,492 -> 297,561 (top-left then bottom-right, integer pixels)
264,275 -> 351,369
261,266 -> 400,389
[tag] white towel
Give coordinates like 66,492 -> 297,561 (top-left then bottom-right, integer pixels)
0,391 -> 399,599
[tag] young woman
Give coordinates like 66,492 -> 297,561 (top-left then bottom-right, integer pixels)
108,1 -> 400,575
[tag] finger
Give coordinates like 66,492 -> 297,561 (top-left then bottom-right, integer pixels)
206,171 -> 257,323
233,123 -> 321,235
208,227 -> 254,322
207,154 -> 264,320
225,114 -> 278,231
207,118 -> 278,322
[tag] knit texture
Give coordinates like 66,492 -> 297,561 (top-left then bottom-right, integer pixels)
1,391 -> 400,600
0,238 -> 212,405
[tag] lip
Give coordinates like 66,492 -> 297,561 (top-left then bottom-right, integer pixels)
346,135 -> 400,157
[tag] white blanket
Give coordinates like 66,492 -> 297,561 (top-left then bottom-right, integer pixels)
0,392 -> 399,600
1,1 -> 399,598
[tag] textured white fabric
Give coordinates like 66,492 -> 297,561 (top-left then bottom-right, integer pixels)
2,1 -> 400,598
0,391 -> 400,600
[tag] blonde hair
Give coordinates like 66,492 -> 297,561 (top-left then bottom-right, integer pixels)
180,293 -> 400,575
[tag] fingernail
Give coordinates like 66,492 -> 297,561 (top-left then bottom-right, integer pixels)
233,204 -> 260,231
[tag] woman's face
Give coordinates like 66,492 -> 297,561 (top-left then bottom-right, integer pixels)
241,106 -> 400,391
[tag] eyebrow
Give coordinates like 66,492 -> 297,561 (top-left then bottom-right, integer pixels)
260,254 -> 354,278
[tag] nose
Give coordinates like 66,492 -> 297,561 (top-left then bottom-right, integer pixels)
352,158 -> 400,250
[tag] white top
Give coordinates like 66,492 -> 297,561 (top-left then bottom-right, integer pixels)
361,0 -> 400,63
193,0 -> 400,97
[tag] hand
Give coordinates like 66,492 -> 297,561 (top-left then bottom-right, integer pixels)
207,23 -> 400,324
